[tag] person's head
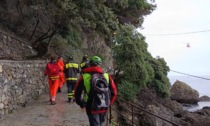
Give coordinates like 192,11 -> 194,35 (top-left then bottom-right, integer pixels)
82,55 -> 88,61
89,56 -> 102,66
68,55 -> 74,60
50,56 -> 56,62
58,56 -> 63,60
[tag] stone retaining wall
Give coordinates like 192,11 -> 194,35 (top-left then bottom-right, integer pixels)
0,60 -> 48,118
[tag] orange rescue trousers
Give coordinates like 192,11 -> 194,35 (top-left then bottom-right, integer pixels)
48,78 -> 59,102
59,72 -> 65,88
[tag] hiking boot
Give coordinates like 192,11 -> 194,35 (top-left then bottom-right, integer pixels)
51,101 -> 56,105
68,98 -> 72,103
57,87 -> 62,93
73,98 -> 75,102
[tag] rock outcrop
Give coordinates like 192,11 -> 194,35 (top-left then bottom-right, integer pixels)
199,95 -> 210,102
119,87 -> 210,126
170,80 -> 199,104
180,107 -> 210,126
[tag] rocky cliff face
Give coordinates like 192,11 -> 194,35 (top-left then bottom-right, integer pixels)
126,87 -> 210,126
0,31 -> 37,60
82,33 -> 113,72
0,29 -> 114,73
116,86 -> 210,126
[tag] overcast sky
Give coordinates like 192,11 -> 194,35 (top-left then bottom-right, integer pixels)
139,0 -> 210,76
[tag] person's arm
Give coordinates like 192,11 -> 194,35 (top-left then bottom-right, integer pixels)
64,64 -> 67,77
74,77 -> 85,108
108,75 -> 117,105
77,63 -> 81,74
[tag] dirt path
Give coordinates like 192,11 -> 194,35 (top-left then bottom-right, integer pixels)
0,87 -> 89,126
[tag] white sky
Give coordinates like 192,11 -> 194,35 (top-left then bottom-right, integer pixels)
139,0 -> 210,76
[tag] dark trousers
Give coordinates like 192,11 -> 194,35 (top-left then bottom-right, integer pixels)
88,113 -> 107,126
66,81 -> 76,101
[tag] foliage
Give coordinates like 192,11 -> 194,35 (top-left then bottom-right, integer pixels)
118,80 -> 139,100
113,25 -> 171,100
59,24 -> 82,48
107,0 -> 156,27
148,57 -> 171,97
0,0 -> 155,57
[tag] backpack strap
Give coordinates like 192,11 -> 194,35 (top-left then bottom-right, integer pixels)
103,73 -> 109,84
82,73 -> 92,102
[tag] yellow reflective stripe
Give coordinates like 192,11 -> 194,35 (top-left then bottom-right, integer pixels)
50,76 -> 59,80
66,78 -> 78,81
50,76 -> 59,79
68,93 -> 74,98
80,62 -> 86,67
66,63 -> 78,69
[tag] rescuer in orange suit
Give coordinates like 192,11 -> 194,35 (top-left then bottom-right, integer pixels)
44,57 -> 60,105
57,56 -> 65,92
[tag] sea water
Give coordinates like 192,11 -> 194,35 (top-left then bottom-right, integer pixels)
168,75 -> 210,112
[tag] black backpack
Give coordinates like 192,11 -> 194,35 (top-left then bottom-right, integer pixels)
90,73 -> 110,114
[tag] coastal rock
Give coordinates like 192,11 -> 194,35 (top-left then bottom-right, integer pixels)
136,88 -> 183,126
170,80 -> 199,104
199,95 -> 210,101
141,104 -> 176,126
133,87 -> 210,126
196,107 -> 210,116
163,100 -> 183,114
180,107 -> 210,126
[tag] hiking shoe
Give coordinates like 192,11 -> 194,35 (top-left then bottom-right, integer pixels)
68,98 -> 72,103
51,101 -> 56,105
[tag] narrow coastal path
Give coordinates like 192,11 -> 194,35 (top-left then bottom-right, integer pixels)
0,87 -> 89,126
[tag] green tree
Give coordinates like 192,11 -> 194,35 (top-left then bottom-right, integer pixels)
113,25 -> 170,100
0,0 -> 155,57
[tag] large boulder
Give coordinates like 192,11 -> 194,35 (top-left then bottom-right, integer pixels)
170,80 -> 199,104
199,95 -> 210,102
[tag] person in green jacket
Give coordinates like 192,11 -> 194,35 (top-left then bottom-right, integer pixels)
74,56 -> 117,126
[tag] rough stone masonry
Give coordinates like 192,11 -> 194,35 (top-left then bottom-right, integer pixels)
0,60 -> 48,119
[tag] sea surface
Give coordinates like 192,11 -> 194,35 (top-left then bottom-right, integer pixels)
168,75 -> 210,112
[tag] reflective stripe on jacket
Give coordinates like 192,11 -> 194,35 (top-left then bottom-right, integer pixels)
65,62 -> 80,81
80,61 -> 89,70
66,63 -> 79,69
50,75 -> 59,80
66,77 -> 78,81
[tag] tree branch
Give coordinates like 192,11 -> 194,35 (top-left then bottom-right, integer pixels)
29,13 -> 40,40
